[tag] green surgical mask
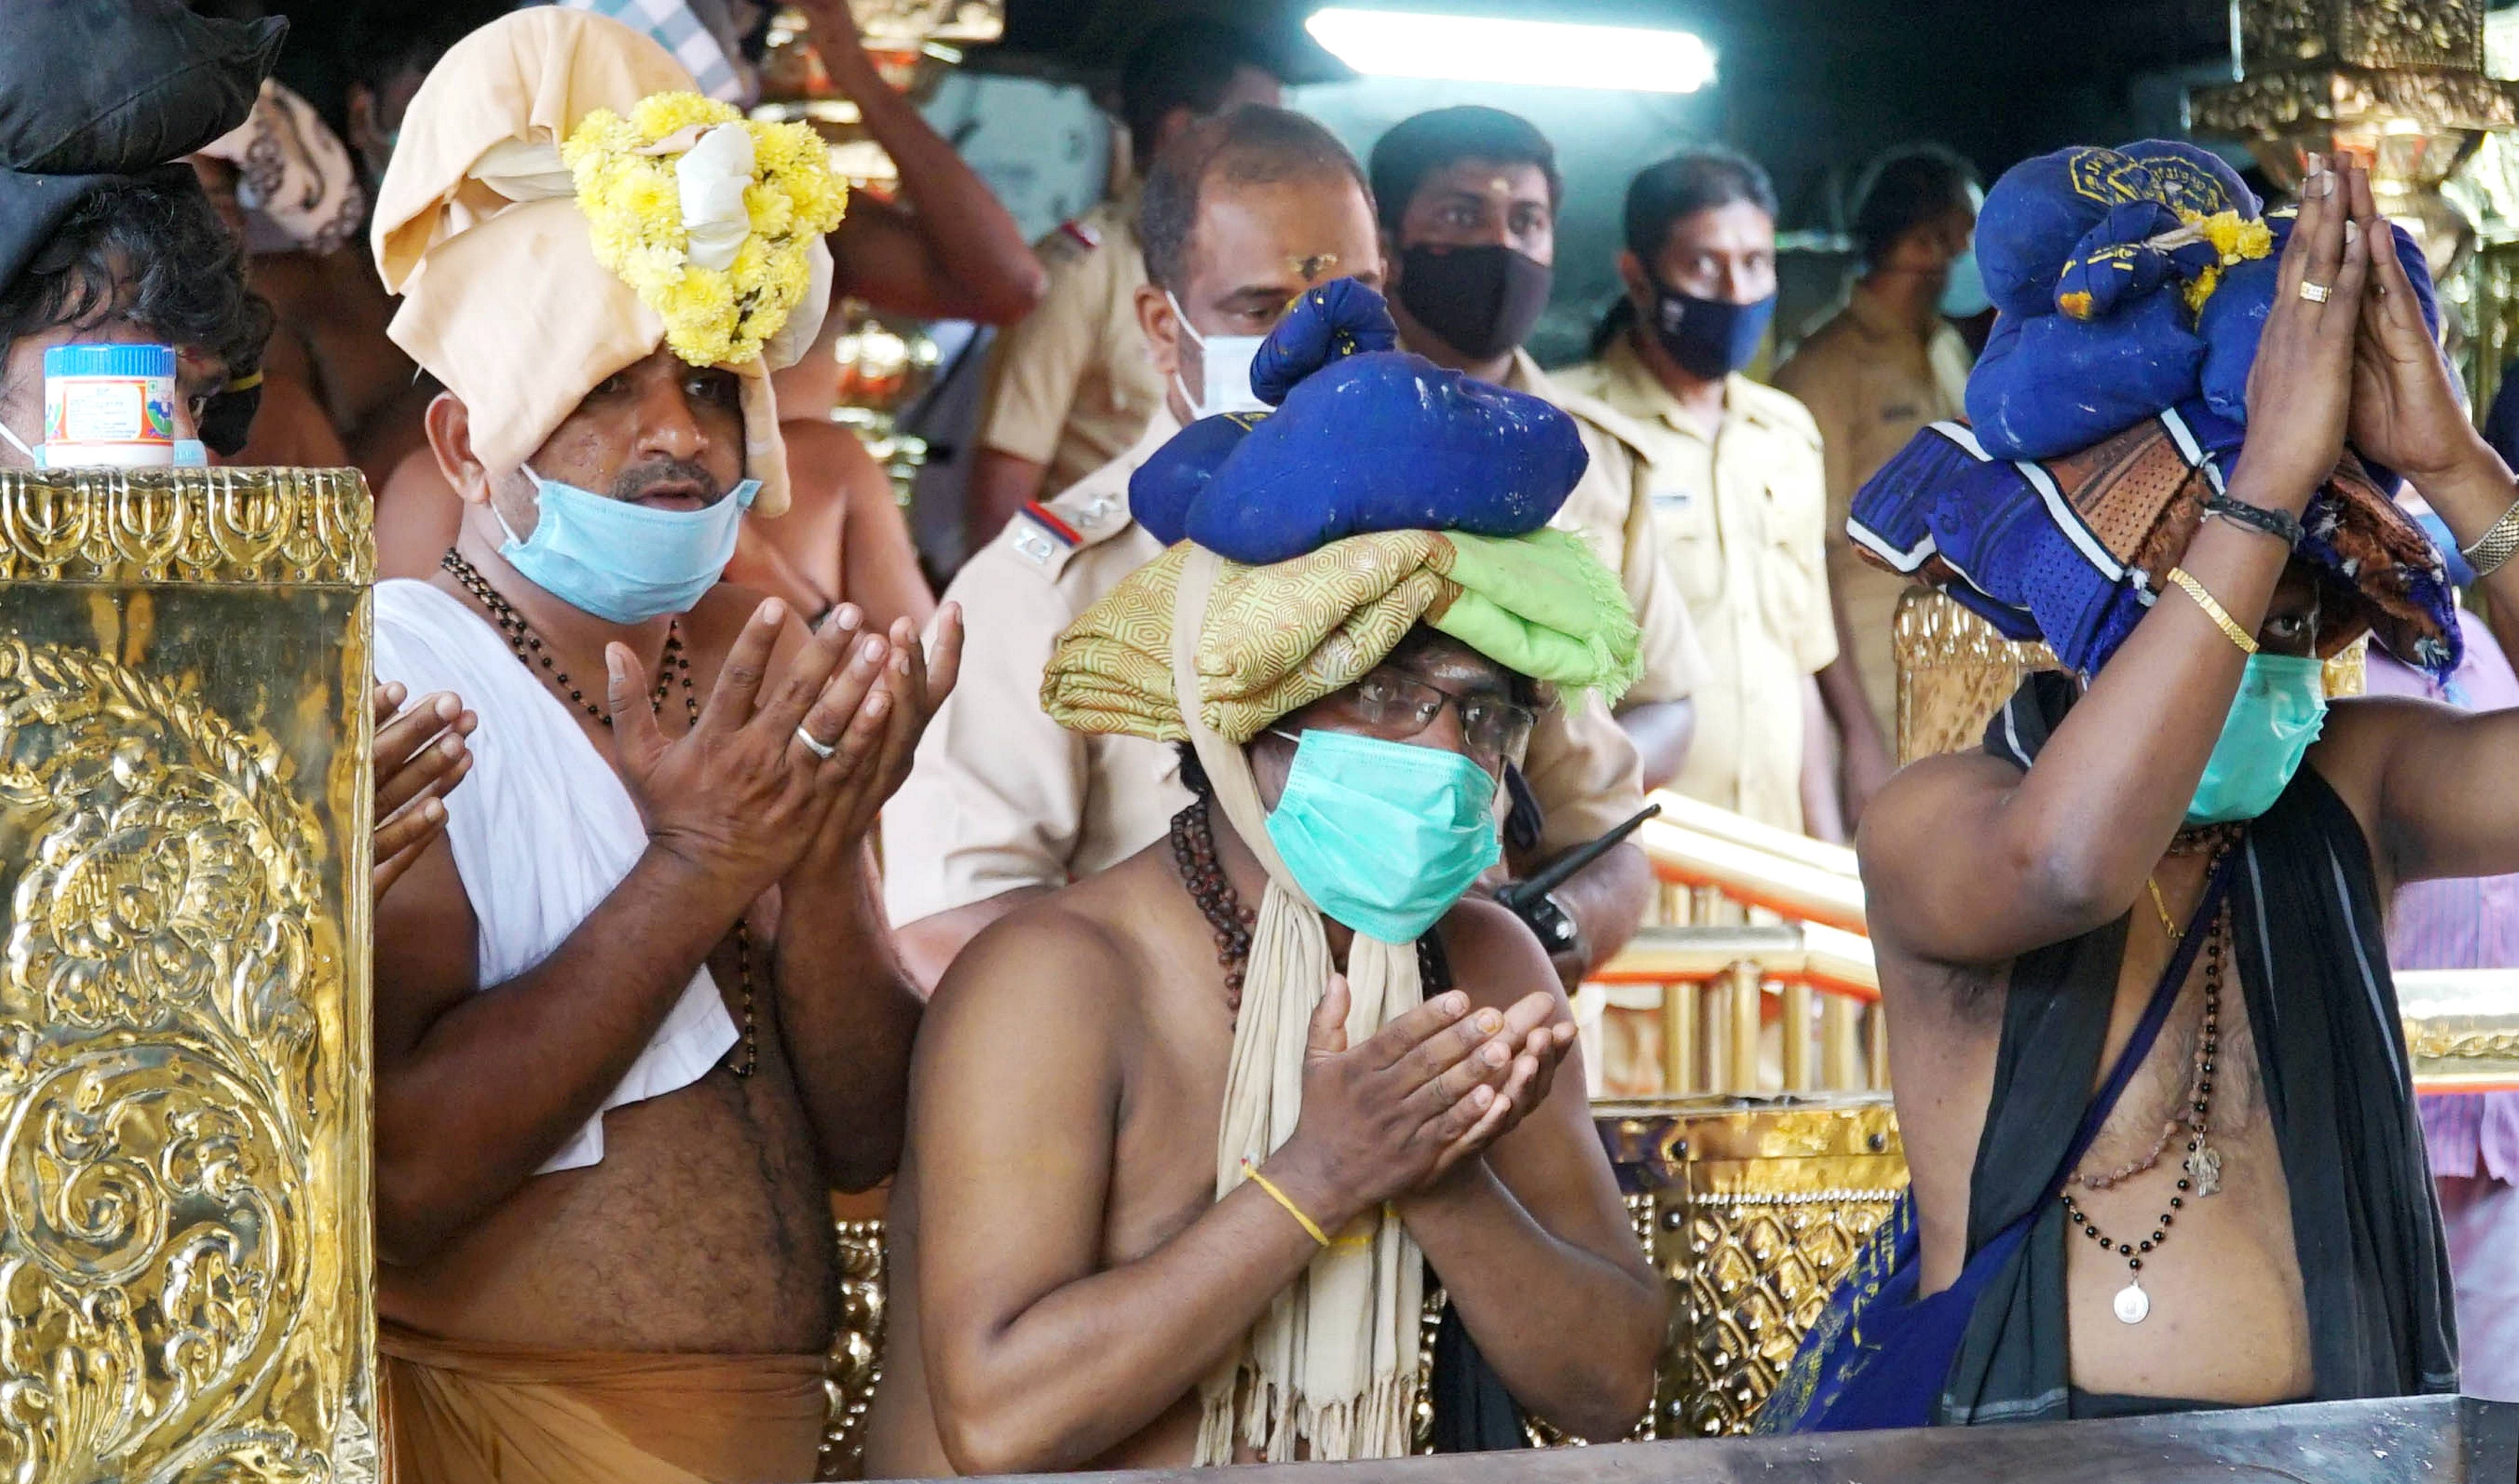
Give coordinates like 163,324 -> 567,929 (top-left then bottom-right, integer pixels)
2185,653 -> 2328,825
1263,728 -> 1502,943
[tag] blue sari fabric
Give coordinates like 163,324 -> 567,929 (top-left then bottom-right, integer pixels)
1849,402 -> 2461,680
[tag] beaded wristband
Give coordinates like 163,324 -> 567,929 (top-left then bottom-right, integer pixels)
2203,492 -> 2304,549
2165,567 -> 2258,656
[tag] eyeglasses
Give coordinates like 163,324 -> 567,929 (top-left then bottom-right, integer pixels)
1336,667 -> 1537,771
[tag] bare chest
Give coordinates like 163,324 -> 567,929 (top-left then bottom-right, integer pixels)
380,1059 -> 837,1354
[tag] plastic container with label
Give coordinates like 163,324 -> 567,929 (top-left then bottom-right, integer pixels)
43,343 -> 177,468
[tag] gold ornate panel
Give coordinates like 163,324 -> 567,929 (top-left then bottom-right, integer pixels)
0,469 -> 373,1484
1599,1096 -> 1905,1438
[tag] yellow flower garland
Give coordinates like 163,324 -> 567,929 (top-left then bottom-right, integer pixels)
563,92 -> 847,367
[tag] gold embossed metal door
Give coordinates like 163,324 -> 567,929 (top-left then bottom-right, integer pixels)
0,469 -> 374,1484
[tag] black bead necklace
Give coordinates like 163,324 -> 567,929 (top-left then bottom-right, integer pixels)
1166,793 -> 1446,1021
2061,904 -> 2226,1325
439,548 -> 758,1079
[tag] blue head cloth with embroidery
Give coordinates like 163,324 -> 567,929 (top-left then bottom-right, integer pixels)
1967,141 -> 2277,459
1849,141 -> 2462,681
1129,277 -> 1587,563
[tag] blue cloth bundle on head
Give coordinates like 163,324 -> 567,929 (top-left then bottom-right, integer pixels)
1967,140 -> 2273,460
1129,278 -> 1588,563
1848,137 -> 2464,684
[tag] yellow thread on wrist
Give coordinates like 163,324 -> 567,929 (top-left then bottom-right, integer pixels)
2165,567 -> 2258,655
1242,1158 -> 1331,1247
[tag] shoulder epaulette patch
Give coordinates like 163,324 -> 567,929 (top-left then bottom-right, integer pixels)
1058,219 -> 1102,252
1009,501 -> 1084,565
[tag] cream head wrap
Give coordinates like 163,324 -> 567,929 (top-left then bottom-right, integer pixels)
370,8 -> 843,515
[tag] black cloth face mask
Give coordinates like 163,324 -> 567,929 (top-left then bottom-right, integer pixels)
1646,278 -> 1777,380
1396,243 -> 1552,361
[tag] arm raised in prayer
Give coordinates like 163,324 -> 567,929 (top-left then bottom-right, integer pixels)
796,0 -> 1045,326
1394,901 -> 1663,1442
774,607 -> 964,1190
371,602 -> 893,1262
2297,185 -> 2519,889
913,915 -> 1522,1475
1858,159 -> 2372,970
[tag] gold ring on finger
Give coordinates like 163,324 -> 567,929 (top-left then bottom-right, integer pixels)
795,723 -> 838,760
2299,280 -> 2332,304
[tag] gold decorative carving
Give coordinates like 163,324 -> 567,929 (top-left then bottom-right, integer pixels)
0,630 -> 369,1478
819,1217 -> 889,1480
1602,1096 -> 1906,1437
0,468 -> 373,587
2188,65 -> 2519,135
1891,591 -> 2057,767
2241,0 -> 2486,73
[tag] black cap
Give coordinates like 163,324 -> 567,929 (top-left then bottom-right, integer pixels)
0,0 -> 286,296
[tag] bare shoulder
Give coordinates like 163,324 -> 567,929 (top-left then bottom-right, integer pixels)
921,886 -> 1138,1076
1856,748 -> 2016,878
1437,898 -> 1567,1014
780,416 -> 883,496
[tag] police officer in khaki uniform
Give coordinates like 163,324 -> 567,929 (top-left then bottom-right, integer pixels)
887,107 -> 1664,994
963,19 -> 1283,548
1774,144 -> 1979,820
1367,106 -> 1707,791
1562,150 -> 1840,834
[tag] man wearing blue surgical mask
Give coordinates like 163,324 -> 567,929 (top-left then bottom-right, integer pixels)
363,14 -> 966,1477
889,105 -> 1672,1005
1562,148 -> 1855,842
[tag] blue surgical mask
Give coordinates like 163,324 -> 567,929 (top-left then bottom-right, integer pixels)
1263,728 -> 1502,942
1939,247 -> 1991,318
2186,652 -> 2328,825
495,466 -> 760,625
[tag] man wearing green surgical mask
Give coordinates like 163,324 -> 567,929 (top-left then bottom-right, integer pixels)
1834,157 -> 2509,1428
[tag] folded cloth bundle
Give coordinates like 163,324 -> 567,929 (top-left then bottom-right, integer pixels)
1852,137 -> 2460,680
1129,277 -> 1589,563
1041,523 -> 1640,745
1850,399 -> 2459,678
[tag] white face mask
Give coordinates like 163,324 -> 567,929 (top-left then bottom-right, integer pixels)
1167,292 -> 1269,418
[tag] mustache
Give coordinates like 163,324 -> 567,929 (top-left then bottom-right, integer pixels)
608,459 -> 726,503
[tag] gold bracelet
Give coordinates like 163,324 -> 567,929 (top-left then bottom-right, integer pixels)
2164,567 -> 2258,656
2461,496 -> 2519,581
1241,1158 -> 1331,1247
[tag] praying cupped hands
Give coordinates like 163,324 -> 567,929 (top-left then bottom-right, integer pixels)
2232,152 -> 2372,514
606,596 -> 955,912
1259,977 -> 1572,1234
372,682 -> 475,901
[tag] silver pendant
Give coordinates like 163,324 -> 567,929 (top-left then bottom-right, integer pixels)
2187,1141 -> 2223,1198
2113,1279 -> 2151,1325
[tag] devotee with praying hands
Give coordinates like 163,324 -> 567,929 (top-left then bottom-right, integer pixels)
1765,147 -> 2482,1430
887,105 -> 1663,998
864,281 -> 1663,1476
361,13 -> 956,1481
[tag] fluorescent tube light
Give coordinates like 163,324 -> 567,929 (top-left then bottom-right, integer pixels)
1304,8 -> 1717,93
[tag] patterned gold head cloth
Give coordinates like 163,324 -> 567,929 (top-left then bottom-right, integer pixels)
1041,525 -> 1641,745
371,8 -> 841,515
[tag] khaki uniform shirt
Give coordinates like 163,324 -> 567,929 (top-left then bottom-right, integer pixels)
884,413 -> 1654,925
1504,349 -> 1706,708
1771,290 -> 1972,733
1557,338 -> 1835,831
974,185 -> 1163,495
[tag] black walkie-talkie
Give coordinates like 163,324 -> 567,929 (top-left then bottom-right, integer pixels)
1493,801 -> 1662,955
